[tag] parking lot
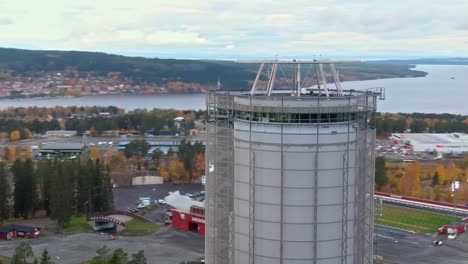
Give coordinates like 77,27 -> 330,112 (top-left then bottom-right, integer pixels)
113,183 -> 205,223
376,138 -> 441,161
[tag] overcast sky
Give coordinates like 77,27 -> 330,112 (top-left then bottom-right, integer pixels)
0,0 -> 467,58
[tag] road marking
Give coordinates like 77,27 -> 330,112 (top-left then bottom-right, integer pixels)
376,234 -> 394,239
409,241 -> 419,245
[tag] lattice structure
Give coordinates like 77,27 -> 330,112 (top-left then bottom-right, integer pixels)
205,93 -> 235,264
205,85 -> 382,264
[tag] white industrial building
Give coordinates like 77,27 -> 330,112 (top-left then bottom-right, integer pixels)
391,133 -> 468,153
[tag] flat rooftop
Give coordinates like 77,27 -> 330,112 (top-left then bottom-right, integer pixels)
391,133 -> 468,152
40,142 -> 86,150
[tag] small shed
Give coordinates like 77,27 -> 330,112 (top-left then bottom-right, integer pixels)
0,226 -> 15,240
8,224 -> 41,239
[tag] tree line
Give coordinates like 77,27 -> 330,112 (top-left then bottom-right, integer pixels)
0,108 -> 204,140
0,158 -> 113,227
65,109 -> 201,136
375,113 -> 468,136
107,139 -> 205,185
375,156 -> 468,203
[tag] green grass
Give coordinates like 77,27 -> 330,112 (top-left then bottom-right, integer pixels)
376,205 -> 460,233
121,220 -> 160,236
385,159 -> 403,164
57,216 -> 92,233
0,255 -> 12,264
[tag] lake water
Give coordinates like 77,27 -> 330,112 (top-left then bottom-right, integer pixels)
0,65 -> 467,114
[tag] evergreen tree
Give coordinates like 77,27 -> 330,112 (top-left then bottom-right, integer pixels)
90,246 -> 111,264
12,159 -> 36,218
432,171 -> 440,186
375,157 -> 388,191
39,249 -> 54,264
36,160 -> 54,216
0,162 -> 10,221
11,242 -> 34,264
124,140 -> 150,158
49,161 -> 73,228
85,159 -> 114,213
75,159 -> 94,214
129,250 -> 147,264
108,248 -> 128,264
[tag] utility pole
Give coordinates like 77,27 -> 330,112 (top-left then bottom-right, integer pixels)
374,196 -> 383,262
451,180 -> 460,225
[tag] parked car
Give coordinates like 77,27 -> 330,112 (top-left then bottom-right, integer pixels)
158,199 -> 166,204
127,208 -> 139,213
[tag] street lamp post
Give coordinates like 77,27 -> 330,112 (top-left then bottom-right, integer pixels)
84,201 -> 89,217
451,180 -> 460,226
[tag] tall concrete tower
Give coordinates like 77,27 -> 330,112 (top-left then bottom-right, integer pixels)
205,60 -> 384,264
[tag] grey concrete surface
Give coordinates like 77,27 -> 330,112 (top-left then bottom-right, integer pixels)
0,227 -> 204,264
375,226 -> 468,264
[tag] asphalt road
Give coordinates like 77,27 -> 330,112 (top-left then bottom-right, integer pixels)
375,226 -> 468,264
9,135 -> 204,147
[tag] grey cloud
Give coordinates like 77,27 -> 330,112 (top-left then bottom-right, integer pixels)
0,17 -> 12,25
456,21 -> 468,30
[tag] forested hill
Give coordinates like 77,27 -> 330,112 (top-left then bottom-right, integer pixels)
0,47 -> 253,89
375,58 -> 468,65
0,47 -> 429,91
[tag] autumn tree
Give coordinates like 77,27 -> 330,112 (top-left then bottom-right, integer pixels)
107,151 -> 130,186
193,153 -> 205,178
89,127 -> 97,137
436,164 -> 447,185
446,162 -> 462,183
90,146 -> 100,160
397,162 -> 421,197
159,159 -> 169,182
9,130 -> 21,141
4,145 -> 16,162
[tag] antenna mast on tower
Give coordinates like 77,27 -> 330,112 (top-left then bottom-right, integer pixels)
238,59 -> 357,97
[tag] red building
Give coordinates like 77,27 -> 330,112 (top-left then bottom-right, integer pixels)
0,224 -> 41,240
0,226 -> 16,240
171,206 -> 205,235
165,191 -> 205,235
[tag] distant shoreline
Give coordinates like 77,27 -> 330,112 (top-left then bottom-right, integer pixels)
0,72 -> 427,102
0,91 -> 207,102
